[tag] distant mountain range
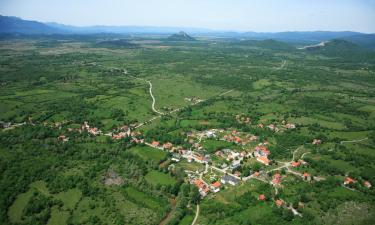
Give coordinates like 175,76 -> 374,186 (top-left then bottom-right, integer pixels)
0,15 -> 63,34
1,15 -> 375,48
46,22 -> 213,35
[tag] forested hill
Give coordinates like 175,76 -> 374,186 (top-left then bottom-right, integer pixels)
167,31 -> 196,41
341,34 -> 375,49
0,15 -> 62,34
303,39 -> 375,61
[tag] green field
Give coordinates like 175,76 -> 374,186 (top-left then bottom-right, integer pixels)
145,170 -> 177,186
179,214 -> 194,225
202,139 -> 235,153
129,146 -> 168,162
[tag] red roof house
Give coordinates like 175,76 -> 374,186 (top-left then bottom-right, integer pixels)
292,161 -> 301,167
272,173 -> 282,184
275,199 -> 284,207
344,177 -> 356,185
257,156 -> 270,165
364,181 -> 372,188
163,142 -> 173,149
151,141 -> 160,147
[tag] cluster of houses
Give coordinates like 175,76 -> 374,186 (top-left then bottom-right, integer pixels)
150,141 -> 173,151
109,125 -> 144,144
254,144 -> 271,166
57,120 -> 366,200
191,175 -> 241,197
150,141 -> 180,152
18,107 -> 374,216
61,122 -> 145,143
215,149 -> 249,166
188,129 -> 259,150
81,121 -> 102,135
181,150 -> 209,164
291,161 -> 313,182
257,120 -> 296,132
110,125 -> 131,139
192,179 -> 224,197
221,130 -> 258,146
66,121 -> 102,136
59,121 -> 102,142
187,129 -> 219,140
193,179 -> 210,196
148,140 -> 211,164
344,177 -> 372,189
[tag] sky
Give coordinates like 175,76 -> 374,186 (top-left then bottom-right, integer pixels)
0,0 -> 374,33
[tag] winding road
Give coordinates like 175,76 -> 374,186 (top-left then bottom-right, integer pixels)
128,74 -> 163,115
146,80 -> 163,115
191,204 -> 200,225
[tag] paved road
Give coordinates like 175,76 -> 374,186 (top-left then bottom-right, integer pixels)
191,204 -> 200,225
147,80 -> 163,115
126,74 -> 163,115
210,165 -> 241,180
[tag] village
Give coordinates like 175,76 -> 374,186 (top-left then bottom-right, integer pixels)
2,96 -> 373,220
3,111 -> 372,212
48,113 -> 372,218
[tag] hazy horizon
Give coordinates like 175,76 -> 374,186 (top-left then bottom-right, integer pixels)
0,0 -> 375,33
